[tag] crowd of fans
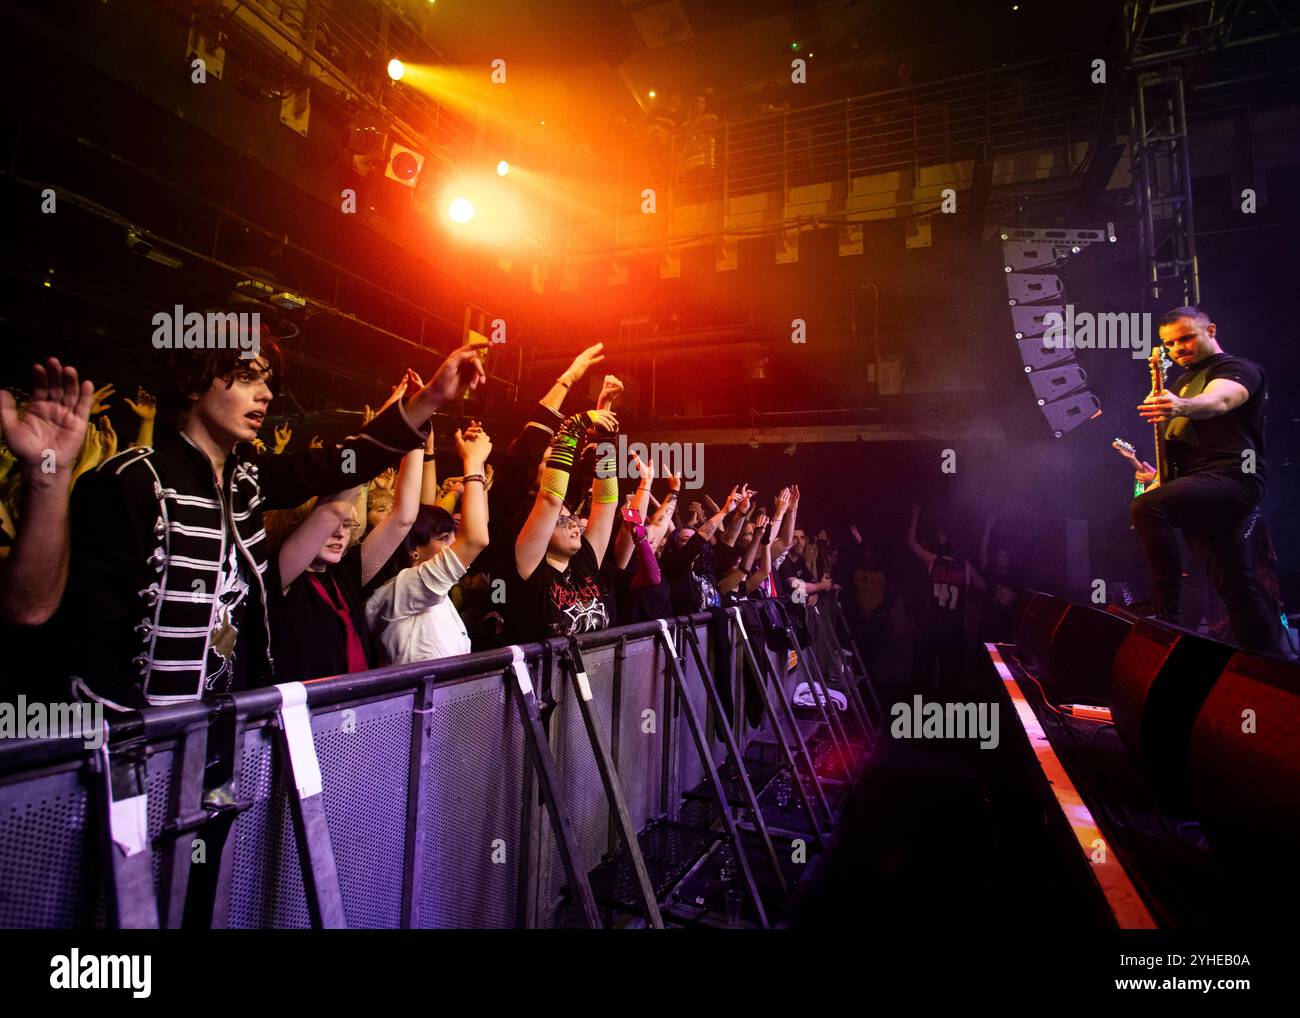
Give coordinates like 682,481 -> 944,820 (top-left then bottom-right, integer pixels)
0,335 -> 1021,710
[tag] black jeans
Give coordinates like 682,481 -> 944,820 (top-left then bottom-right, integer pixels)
1130,471 -> 1280,653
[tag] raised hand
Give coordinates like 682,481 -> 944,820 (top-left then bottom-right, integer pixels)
586,408 -> 619,434
0,358 -> 94,474
789,483 -> 800,506
250,437 -> 267,454
273,422 -> 292,454
98,415 -> 118,461
88,382 -> 115,417
563,342 -> 606,385
417,343 -> 489,410
597,373 -> 624,411
849,524 -> 862,544
123,387 -> 157,421
378,373 -> 410,416
73,418 -> 103,478
371,466 -> 397,492
665,471 -> 681,493
632,449 -> 655,487
456,421 -> 493,472
309,435 -> 324,450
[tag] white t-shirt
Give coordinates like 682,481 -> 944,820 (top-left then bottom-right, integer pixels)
365,547 -> 471,664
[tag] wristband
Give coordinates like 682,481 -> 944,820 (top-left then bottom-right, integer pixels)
540,467 -> 570,500
463,473 -> 486,485
556,378 -> 572,389
423,453 -> 437,462
592,457 -> 618,504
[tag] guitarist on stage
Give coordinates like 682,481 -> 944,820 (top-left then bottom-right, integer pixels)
1131,306 -> 1283,653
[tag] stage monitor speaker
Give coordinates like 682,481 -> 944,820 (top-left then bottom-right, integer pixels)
1014,592 -> 1069,672
1107,620 -> 1237,807
1042,603 -> 1132,704
1187,651 -> 1300,865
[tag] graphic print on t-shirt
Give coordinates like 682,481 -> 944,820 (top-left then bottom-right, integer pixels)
928,556 -> 966,617
551,570 -> 609,635
205,541 -> 249,692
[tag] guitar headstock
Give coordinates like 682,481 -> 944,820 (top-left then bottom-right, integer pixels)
1149,346 -> 1170,391
1112,437 -> 1143,468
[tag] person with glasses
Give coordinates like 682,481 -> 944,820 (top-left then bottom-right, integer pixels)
509,408 -> 620,641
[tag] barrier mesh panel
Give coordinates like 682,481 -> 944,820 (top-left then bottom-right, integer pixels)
315,695 -> 412,929
227,725 -> 310,928
0,766 -> 102,927
612,635 -> 667,834
419,673 -> 525,928
146,746 -> 173,902
675,624 -> 711,804
540,643 -> 616,922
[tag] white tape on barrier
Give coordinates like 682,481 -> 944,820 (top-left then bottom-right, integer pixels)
575,670 -> 593,702
508,645 -> 534,696
275,681 -> 323,800
110,793 -> 149,858
730,605 -> 750,641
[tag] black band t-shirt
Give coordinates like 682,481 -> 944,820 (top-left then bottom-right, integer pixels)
509,537 -> 612,642
1165,353 -> 1266,482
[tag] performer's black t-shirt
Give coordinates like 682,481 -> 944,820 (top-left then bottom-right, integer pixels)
1165,353 -> 1266,482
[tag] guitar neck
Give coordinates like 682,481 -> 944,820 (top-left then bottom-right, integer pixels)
1150,354 -> 1168,484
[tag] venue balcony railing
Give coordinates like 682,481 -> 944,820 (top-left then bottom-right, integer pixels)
585,53 -> 1109,254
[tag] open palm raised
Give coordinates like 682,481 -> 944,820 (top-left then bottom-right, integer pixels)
0,358 -> 94,473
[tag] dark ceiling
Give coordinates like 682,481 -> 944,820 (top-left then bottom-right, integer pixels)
420,0 -> 1121,146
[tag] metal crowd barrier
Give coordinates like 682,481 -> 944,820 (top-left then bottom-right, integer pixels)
0,597 -> 878,929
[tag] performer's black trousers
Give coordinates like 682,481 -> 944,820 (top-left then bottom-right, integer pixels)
1130,471 -> 1280,653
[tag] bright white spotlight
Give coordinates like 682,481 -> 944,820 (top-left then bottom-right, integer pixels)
496,160 -> 509,176
387,58 -> 405,81
449,197 -> 475,223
